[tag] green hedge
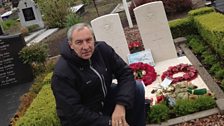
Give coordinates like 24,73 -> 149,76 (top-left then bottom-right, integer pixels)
194,12 -> 224,58
188,7 -> 215,17
16,84 -> 60,126
169,17 -> 197,38
147,95 -> 216,124
169,7 -> 216,39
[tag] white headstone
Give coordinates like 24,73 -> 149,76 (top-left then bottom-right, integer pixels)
18,0 -> 44,28
91,13 -> 130,62
134,1 -> 177,63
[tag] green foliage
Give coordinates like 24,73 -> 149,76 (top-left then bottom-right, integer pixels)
1,19 -> 17,30
194,12 -> 224,58
215,69 -> 224,80
65,13 -> 81,28
16,85 -> 60,126
36,0 -> 76,28
43,72 -> 53,84
209,63 -> 222,74
169,17 -> 197,38
188,7 -> 215,17
193,96 -> 216,111
173,96 -> 216,117
19,43 -> 48,65
82,0 -> 91,5
12,73 -> 55,126
27,24 -> 40,33
30,73 -> 53,94
148,104 -> 169,124
187,35 -> 206,54
220,80 -> 224,90
174,99 -> 196,116
201,51 -> 217,66
19,43 -> 49,76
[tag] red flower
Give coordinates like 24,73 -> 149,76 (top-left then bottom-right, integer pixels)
161,64 -> 198,84
129,62 -> 157,86
128,41 -> 144,53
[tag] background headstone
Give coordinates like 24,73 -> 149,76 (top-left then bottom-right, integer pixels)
11,0 -> 20,8
18,0 -> 44,28
134,1 -> 177,63
0,34 -> 33,87
91,13 -> 130,62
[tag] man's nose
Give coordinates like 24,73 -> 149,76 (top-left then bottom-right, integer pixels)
82,42 -> 89,49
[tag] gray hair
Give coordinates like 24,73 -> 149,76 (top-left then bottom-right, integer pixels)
67,23 -> 94,43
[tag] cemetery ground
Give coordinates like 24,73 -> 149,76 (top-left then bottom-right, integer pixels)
38,13 -> 224,126
2,0 -> 224,126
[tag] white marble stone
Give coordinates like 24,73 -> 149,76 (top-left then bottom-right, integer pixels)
18,0 -> 44,28
91,13 -> 130,62
70,4 -> 84,13
1,10 -> 12,18
145,56 -> 209,104
24,28 -> 46,43
27,28 -> 58,46
134,1 -> 177,63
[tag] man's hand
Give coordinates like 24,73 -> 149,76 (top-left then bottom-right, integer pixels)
112,104 -> 129,126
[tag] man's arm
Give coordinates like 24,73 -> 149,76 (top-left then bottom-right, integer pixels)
51,74 -> 111,126
112,104 -> 129,126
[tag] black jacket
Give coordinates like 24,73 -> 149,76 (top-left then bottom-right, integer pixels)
51,41 -> 136,126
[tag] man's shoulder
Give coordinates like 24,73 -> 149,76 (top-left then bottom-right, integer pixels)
95,41 -> 112,52
53,57 -> 75,78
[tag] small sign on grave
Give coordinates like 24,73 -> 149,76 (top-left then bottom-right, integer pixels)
128,49 -> 155,66
18,0 -> 44,28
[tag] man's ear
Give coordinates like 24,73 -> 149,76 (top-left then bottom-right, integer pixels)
68,41 -> 73,49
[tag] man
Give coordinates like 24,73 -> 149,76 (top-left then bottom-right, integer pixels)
51,23 -> 145,126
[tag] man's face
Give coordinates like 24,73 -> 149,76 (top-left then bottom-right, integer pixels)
69,27 -> 95,60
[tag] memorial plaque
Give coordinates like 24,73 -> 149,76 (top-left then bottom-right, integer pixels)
22,7 -> 35,21
0,34 -> 33,87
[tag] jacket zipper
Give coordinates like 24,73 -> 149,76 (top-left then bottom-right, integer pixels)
89,61 -> 107,98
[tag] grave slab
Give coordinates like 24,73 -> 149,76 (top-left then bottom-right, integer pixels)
24,28 -> 46,43
145,56 -> 209,103
27,28 -> 58,46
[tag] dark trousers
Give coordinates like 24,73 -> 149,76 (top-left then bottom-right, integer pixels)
103,80 -> 146,126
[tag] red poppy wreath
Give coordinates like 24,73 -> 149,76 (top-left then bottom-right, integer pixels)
129,62 -> 157,86
161,63 -> 198,84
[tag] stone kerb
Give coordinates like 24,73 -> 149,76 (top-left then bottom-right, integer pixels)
18,0 -> 44,28
134,1 -> 177,63
91,13 -> 130,63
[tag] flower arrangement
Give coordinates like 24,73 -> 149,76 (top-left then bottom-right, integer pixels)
128,41 -> 144,53
129,62 -> 157,86
161,63 -> 198,84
